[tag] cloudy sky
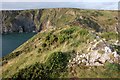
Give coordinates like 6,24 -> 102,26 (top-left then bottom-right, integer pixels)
1,0 -> 120,10
2,0 -> 119,2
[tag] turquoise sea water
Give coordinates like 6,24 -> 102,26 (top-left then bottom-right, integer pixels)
1,33 -> 35,57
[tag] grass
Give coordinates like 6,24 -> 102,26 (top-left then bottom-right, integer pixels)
1,26 -> 120,78
2,9 -> 119,79
101,32 -> 118,41
3,9 -> 117,35
11,51 -> 71,79
1,26 -> 94,78
12,51 -> 120,79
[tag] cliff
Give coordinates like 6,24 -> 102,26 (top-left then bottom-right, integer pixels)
1,9 -> 118,34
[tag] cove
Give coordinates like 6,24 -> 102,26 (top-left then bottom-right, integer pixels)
1,33 -> 36,57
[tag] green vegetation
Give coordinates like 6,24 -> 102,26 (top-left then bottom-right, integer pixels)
12,63 -> 48,79
1,26 -> 94,78
113,45 -> 120,55
12,62 -> 120,79
57,27 -> 78,43
12,51 -> 71,79
73,65 -> 120,78
2,51 -> 22,65
1,9 -> 120,78
101,32 -> 118,40
45,51 -> 70,78
105,62 -> 120,71
2,25 -> 120,78
76,17 -> 101,32
2,9 -> 117,34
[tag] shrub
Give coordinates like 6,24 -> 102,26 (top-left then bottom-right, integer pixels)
58,35 -> 65,43
42,43 -> 47,48
45,51 -> 70,77
45,34 -> 58,45
60,27 -> 77,35
45,34 -> 51,41
113,45 -> 120,55
105,63 -> 120,71
57,27 -> 77,44
12,63 -> 50,79
49,35 -> 58,43
38,48 -> 42,53
12,51 -> 71,79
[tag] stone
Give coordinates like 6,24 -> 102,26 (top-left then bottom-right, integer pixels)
78,61 -> 81,64
94,62 -> 104,66
79,55 -> 83,58
76,55 -> 80,59
69,60 -> 72,63
86,54 -> 89,60
113,51 -> 119,58
68,39 -> 120,67
77,52 -> 79,55
99,53 -> 110,63
104,46 -> 112,53
75,59 -> 78,62
82,59 -> 87,63
86,63 -> 90,66
78,57 -> 81,61
89,51 -> 101,61
82,54 -> 86,57
73,58 -> 76,61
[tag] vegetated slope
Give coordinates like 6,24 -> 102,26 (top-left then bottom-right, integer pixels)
1,9 -> 120,78
1,26 -> 120,78
1,8 -> 118,34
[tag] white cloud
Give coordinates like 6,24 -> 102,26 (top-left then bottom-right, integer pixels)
1,0 -> 120,2
1,2 -> 119,10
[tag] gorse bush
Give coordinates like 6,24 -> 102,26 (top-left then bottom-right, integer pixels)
12,63 -> 49,80
60,27 -> 77,35
57,26 -> 92,44
57,27 -> 78,44
45,51 -> 70,77
57,34 -> 72,44
113,45 -> 120,55
58,35 -> 65,43
12,51 -> 71,79
45,33 -> 58,45
42,43 -> 47,48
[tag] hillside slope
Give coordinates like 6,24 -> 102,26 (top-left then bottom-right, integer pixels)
1,26 -> 120,78
1,9 -> 120,79
1,9 -> 118,34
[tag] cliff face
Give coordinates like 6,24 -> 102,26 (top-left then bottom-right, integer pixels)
1,10 -> 42,34
1,9 -> 118,34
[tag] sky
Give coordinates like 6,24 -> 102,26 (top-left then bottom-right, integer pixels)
0,0 -> 120,10
1,0 -> 119,2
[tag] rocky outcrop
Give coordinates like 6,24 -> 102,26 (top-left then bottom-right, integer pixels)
1,10 -> 42,34
68,39 -> 120,67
